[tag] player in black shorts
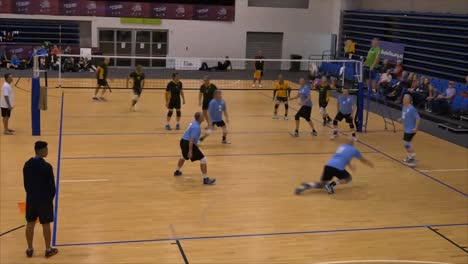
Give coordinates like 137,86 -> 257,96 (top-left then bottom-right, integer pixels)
252,50 -> 265,88
331,88 -> 357,141
165,73 -> 185,130
23,141 -> 59,258
199,76 -> 217,122
295,137 -> 373,195
173,112 -> 216,185
273,74 -> 291,120
126,65 -> 145,111
93,57 -> 110,101
316,76 -> 334,126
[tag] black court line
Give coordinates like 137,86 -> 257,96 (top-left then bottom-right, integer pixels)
55,223 -> 468,247
0,225 -> 25,237
175,240 -> 190,264
427,226 -> 468,254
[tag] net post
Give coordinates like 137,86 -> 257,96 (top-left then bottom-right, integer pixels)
58,55 -> 62,88
31,77 -> 41,136
356,61 -> 364,133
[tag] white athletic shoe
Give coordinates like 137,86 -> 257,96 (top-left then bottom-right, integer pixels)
259,84 -> 263,88
290,131 -> 299,137
284,116 -> 289,120
252,84 -> 256,88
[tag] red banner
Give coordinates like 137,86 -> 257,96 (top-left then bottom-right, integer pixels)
0,0 -> 235,21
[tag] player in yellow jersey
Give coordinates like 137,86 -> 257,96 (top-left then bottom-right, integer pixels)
93,57 -> 110,101
273,74 -> 291,120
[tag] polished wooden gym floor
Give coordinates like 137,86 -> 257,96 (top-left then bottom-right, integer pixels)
1,77 -> 467,264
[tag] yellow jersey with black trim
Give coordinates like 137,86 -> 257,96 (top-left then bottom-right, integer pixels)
275,81 -> 290,98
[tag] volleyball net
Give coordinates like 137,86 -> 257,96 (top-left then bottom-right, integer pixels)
32,54 -> 365,132
38,54 -> 363,91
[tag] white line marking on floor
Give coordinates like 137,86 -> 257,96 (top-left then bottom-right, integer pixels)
315,260 -> 452,264
419,168 -> 468,172
61,179 -> 109,183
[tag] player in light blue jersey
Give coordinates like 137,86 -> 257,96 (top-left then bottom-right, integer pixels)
199,90 -> 231,144
397,94 -> 420,167
295,137 -> 373,195
174,112 -> 216,185
331,88 -> 357,141
289,78 -> 318,137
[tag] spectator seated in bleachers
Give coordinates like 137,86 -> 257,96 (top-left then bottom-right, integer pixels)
378,69 -> 392,94
50,45 -> 62,70
407,77 -> 432,109
77,57 -> 97,72
6,54 -> 25,69
386,71 -> 408,101
61,46 -> 75,72
392,60 -> 403,80
429,81 -> 456,115
200,56 -> 232,71
380,59 -> 391,74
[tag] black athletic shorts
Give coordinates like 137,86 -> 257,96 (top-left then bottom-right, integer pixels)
133,87 -> 142,96
168,100 -> 181,110
335,111 -> 353,123
180,139 -> 205,162
202,101 -> 210,110
320,165 -> 351,182
97,79 -> 108,87
295,106 -> 312,121
276,97 -> 288,103
403,133 -> 416,142
1,108 -> 11,118
26,202 -> 54,224
319,101 -> 328,108
212,121 -> 226,127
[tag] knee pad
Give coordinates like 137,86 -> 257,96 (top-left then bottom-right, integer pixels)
167,110 -> 174,117
176,110 -> 181,117
285,104 -> 289,110
274,104 -> 279,109
200,157 -> 207,164
404,141 -> 411,149
333,120 -> 338,126
349,123 -> 355,129
319,107 -> 326,115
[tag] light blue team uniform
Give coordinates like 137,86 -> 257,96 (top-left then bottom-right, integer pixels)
182,121 -> 201,144
299,85 -> 312,107
326,144 -> 363,170
402,105 -> 420,134
208,99 -> 226,123
338,95 -> 354,115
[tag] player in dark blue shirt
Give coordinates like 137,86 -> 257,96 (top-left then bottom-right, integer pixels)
295,137 -> 373,195
23,141 -> 58,258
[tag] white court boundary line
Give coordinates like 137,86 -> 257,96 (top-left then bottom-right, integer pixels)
419,169 -> 468,172
61,179 -> 109,183
315,260 -> 452,264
